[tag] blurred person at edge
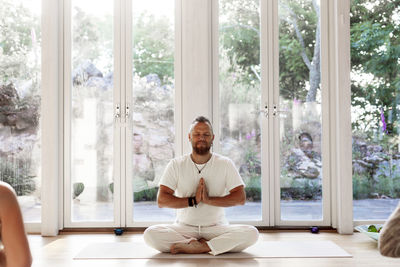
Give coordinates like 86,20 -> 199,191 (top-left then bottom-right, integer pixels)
0,181 -> 32,267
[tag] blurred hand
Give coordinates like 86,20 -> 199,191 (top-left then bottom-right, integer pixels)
195,178 -> 203,204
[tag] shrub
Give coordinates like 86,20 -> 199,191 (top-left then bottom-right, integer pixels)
134,187 -> 158,202
353,173 -> 372,199
73,182 -> 85,199
0,158 -> 36,196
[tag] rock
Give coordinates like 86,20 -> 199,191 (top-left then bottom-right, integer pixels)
148,136 -> 174,161
368,145 -> 383,153
85,76 -> 108,90
72,60 -> 103,85
0,133 -> 38,156
0,83 -> 19,106
353,139 -> 368,157
364,154 -> 385,164
287,148 -> 321,179
0,84 -> 39,133
393,154 -> 400,160
353,159 -> 372,174
145,74 -> 161,87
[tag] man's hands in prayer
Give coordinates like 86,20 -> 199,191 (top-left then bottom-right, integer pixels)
194,178 -> 246,207
195,178 -> 203,204
195,178 -> 210,204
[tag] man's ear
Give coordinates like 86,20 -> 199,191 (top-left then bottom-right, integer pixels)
188,133 -> 191,142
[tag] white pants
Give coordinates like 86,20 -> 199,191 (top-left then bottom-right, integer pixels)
143,223 -> 259,256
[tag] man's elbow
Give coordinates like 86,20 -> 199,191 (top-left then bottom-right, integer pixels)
157,196 -> 165,208
238,193 -> 246,206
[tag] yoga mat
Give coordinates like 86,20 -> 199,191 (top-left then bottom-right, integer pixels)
74,240 -> 352,259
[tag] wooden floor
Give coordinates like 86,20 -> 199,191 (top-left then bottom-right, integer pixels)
29,230 -> 399,267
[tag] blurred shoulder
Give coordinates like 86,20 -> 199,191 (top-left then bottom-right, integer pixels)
169,154 -> 191,166
0,182 -> 16,196
212,153 -> 235,165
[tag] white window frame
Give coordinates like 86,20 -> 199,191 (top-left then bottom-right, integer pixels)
37,0 -> 353,232
272,0 -> 331,227
63,0 -> 122,228
125,0 -> 182,227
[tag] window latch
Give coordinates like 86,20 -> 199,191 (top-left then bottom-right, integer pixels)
115,104 -> 120,118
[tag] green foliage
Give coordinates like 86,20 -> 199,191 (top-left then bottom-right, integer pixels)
72,7 -> 113,72
72,7 -> 100,65
220,0 -> 320,101
375,163 -> 400,198
0,158 -> 36,196
133,12 -> 174,83
73,182 -> 85,199
220,0 -> 260,84
350,0 -> 400,136
109,182 -> 114,194
0,0 -> 40,87
281,179 -> 321,200
367,224 -> 382,233
245,187 -> 261,201
353,166 -> 400,200
134,187 -> 158,202
353,173 -> 372,199
279,0 -> 319,101
237,136 -> 262,201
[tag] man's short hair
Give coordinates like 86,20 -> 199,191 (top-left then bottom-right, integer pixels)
189,116 -> 214,134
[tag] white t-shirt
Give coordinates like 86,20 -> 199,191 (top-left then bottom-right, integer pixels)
159,153 -> 245,226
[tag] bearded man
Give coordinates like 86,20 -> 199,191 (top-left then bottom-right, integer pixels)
143,116 -> 259,255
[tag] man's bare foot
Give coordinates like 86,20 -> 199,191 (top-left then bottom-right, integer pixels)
170,240 -> 211,254
198,238 -> 208,244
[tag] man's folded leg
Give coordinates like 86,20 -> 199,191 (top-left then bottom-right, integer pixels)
143,224 -> 199,253
202,224 -> 259,256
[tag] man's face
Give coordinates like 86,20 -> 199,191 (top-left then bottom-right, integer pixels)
189,122 -> 214,155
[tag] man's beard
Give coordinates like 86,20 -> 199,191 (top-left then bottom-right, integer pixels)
193,142 -> 211,155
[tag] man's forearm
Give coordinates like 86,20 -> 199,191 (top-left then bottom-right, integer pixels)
205,192 -> 245,207
158,193 -> 190,209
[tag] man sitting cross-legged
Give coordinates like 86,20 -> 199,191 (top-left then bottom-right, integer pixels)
143,116 -> 259,256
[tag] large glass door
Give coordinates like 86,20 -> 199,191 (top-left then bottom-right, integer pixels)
65,0 -> 118,227
0,0 -> 42,224
351,0 -> 400,222
65,0 -> 177,227
63,0 -> 331,228
276,0 -> 330,226
217,0 -> 263,223
215,0 -> 330,226
127,0 -> 176,225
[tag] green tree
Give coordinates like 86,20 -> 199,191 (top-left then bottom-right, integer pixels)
133,11 -> 174,84
220,0 -> 320,102
0,0 -> 40,85
350,0 -> 400,137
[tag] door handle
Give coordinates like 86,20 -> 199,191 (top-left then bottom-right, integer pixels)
251,105 -> 269,118
115,104 -> 121,118
273,105 -> 287,117
125,105 -> 130,119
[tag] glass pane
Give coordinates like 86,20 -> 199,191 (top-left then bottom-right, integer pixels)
71,0 -> 114,221
351,0 -> 400,220
279,0 -> 323,221
219,0 -> 262,221
132,0 -> 175,222
0,0 -> 42,223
